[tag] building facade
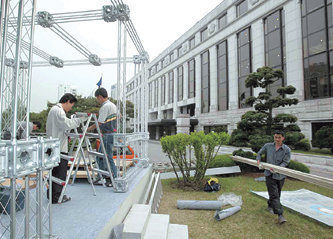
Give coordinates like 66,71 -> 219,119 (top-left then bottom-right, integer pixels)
57,84 -> 78,100
126,0 -> 333,141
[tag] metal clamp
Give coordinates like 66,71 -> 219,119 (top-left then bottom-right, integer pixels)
113,178 -> 128,192
6,140 -> 39,177
38,137 -> 60,170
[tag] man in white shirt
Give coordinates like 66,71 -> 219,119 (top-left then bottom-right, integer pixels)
46,93 -> 82,203
87,88 -> 117,185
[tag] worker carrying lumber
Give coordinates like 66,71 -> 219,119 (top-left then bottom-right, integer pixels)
256,130 -> 291,224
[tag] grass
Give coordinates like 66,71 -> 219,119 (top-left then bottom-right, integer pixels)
159,175 -> 333,239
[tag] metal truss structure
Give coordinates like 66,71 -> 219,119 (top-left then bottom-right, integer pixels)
0,0 -> 149,237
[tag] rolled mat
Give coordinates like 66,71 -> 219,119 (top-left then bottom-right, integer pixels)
214,206 -> 241,221
177,200 -> 223,210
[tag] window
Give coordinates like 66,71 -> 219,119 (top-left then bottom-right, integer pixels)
201,51 -> 210,113
204,125 -> 228,134
149,82 -> 152,108
170,52 -> 174,62
237,27 -> 252,108
178,46 -> 182,58
190,37 -> 195,49
218,14 -> 227,29
168,71 -> 174,104
178,66 -> 184,101
201,28 -> 208,42
154,80 -> 158,107
302,0 -> 333,99
237,0 -> 248,17
188,59 -> 196,98
264,10 -> 286,97
161,75 -> 166,105
217,41 -> 228,111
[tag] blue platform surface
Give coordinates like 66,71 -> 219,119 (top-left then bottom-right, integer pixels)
51,166 -> 150,239
252,189 -> 333,227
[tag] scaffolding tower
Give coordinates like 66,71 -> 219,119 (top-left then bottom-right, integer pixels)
0,0 -> 149,238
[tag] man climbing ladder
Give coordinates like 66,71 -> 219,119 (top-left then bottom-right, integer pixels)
87,87 -> 118,184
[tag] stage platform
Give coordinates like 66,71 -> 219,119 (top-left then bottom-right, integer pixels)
0,166 -> 152,239
52,165 -> 152,239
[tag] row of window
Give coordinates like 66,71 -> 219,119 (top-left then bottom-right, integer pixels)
141,0 -> 333,112
147,8 -> 285,112
147,2 -> 235,78
127,76 -> 142,93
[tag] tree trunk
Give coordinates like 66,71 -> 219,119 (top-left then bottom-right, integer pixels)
266,106 -> 273,135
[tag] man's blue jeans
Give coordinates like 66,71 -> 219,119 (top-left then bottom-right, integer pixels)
96,133 -> 117,178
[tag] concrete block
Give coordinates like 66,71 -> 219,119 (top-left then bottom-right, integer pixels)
122,204 -> 151,239
168,224 -> 189,239
143,214 -> 169,239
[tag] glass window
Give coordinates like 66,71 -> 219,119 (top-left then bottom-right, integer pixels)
170,52 -> 174,62
307,8 -> 326,34
149,83 -> 152,108
190,37 -> 195,49
266,11 -> 280,33
188,59 -> 196,98
178,66 -> 183,101
237,27 -> 252,108
178,46 -> 182,58
218,14 -> 227,29
168,71 -> 174,104
161,76 -> 166,105
238,28 -> 250,46
267,30 -> 281,51
264,10 -> 285,97
308,30 -> 327,55
201,51 -> 210,113
217,40 -> 228,111
302,0 -> 333,99
237,0 -> 248,17
154,80 -> 158,107
305,0 -> 325,14
304,53 -> 329,99
267,48 -> 282,68
201,28 -> 208,42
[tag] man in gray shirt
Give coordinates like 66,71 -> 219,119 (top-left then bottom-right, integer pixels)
256,130 -> 291,224
88,87 -> 117,185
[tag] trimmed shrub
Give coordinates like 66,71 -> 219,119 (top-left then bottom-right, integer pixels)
232,149 -> 256,159
232,149 -> 259,172
229,129 -> 248,147
284,124 -> 301,132
294,138 -> 311,151
284,131 -> 305,148
313,126 -> 333,153
287,160 -> 310,173
208,155 -> 236,168
249,134 -> 273,153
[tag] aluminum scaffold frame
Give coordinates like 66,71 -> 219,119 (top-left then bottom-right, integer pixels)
1,0 -> 149,237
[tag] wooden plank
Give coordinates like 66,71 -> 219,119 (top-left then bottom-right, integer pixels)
0,178 -> 36,190
71,160 -> 134,179
232,156 -> 333,190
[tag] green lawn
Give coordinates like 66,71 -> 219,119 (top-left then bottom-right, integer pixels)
159,175 -> 333,239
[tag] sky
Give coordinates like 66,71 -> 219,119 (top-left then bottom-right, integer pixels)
31,0 -> 223,112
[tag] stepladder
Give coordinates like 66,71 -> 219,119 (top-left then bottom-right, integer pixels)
47,112 -> 116,204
